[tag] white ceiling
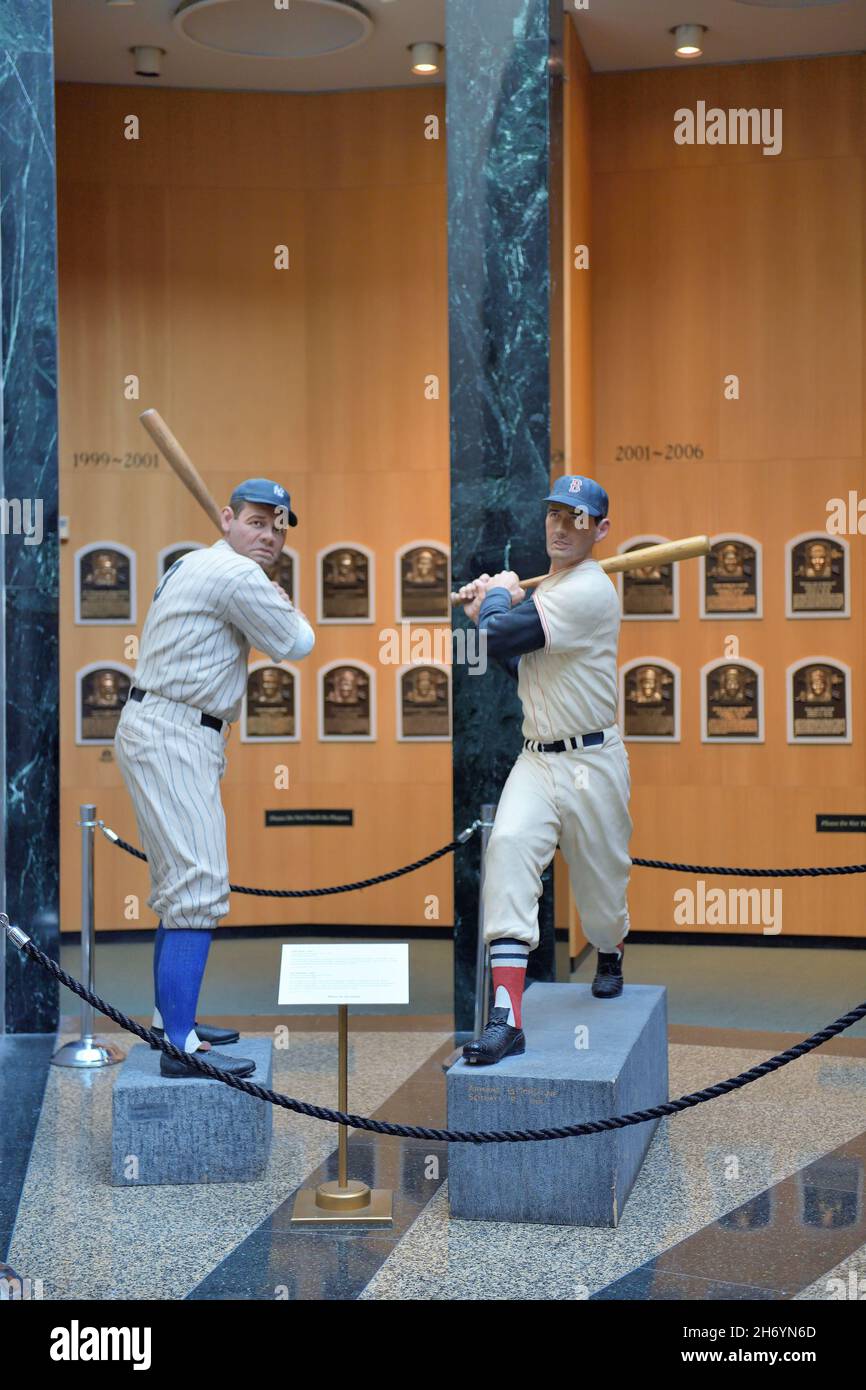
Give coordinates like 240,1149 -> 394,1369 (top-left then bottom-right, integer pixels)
52,0 -> 866,92
572,0 -> 866,74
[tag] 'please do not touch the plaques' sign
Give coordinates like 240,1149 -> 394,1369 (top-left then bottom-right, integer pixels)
278,944 -> 409,1006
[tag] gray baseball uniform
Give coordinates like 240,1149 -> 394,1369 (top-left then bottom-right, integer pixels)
114,539 -> 314,930
481,557 -> 633,952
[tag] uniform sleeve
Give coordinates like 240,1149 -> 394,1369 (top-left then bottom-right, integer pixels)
532,571 -> 616,656
477,587 -> 546,662
222,570 -> 315,662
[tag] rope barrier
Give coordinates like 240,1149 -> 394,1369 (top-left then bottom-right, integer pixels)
95,819 -> 866,891
5,922 -> 865,1145
631,857 -> 866,878
96,820 -> 481,897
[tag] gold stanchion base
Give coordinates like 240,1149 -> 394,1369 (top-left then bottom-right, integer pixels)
291,1180 -> 393,1224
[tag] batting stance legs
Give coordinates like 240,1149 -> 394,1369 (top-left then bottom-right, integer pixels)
115,694 -> 243,1067
469,730 -> 632,1059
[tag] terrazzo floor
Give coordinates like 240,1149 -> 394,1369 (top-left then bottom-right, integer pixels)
5,1020 -> 865,1301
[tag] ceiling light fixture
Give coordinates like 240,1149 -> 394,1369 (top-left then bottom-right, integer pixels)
130,45 -> 166,77
408,41 -> 442,76
670,23 -> 707,58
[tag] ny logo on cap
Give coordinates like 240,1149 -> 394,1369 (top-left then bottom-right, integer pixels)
568,478 -> 583,494
273,484 -> 283,498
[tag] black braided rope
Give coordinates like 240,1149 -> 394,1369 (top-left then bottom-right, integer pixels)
99,825 -> 470,896
15,935 -> 866,1144
99,822 -> 866,890
632,857 -> 866,878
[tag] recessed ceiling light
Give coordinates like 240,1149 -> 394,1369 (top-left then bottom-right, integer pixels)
130,46 -> 166,77
408,41 -> 442,76
670,23 -> 707,58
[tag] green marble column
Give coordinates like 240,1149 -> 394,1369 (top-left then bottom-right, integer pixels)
1,0 -> 60,1031
447,0 -> 564,1031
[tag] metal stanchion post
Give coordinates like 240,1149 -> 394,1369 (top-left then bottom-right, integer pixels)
472,802 -> 497,1040
52,804 -> 124,1068
291,1003 -> 392,1223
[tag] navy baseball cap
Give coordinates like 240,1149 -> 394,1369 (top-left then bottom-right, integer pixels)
543,474 -> 609,519
230,477 -> 298,527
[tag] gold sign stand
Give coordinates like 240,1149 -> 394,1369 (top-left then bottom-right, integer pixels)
291,1005 -> 393,1224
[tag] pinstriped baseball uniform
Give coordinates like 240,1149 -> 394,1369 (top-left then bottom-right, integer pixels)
114,539 -> 315,930
481,558 -> 633,953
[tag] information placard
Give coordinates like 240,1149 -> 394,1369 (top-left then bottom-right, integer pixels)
278,943 -> 409,1006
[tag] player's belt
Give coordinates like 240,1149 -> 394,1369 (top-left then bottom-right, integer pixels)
524,731 -> 604,753
128,685 -> 224,734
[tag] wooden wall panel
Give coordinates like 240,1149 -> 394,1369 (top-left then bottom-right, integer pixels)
571,52 -> 866,944
56,83 -> 451,933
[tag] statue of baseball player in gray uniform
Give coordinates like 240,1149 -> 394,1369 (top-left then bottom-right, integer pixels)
114,478 -> 315,1078
454,474 -> 632,1065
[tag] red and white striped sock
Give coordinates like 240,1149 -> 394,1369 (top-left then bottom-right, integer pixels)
490,938 -> 530,1027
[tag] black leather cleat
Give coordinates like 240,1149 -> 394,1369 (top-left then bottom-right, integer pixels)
592,947 -> 624,998
462,1006 -> 526,1066
159,1049 -> 257,1079
150,1022 -> 240,1050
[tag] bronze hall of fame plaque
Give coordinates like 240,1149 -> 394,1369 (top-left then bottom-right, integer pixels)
76,664 -> 133,744
319,663 -> 375,740
621,661 -> 679,741
397,543 -> 450,620
319,545 -> 373,623
700,536 -> 761,619
242,663 -> 297,742
786,535 -> 849,618
158,542 -> 204,578
75,543 -> 135,624
397,664 -> 451,740
701,660 -> 763,742
619,538 -> 676,619
788,660 -> 850,743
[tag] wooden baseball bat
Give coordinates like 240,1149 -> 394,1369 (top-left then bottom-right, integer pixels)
139,408 -> 224,533
450,534 -> 711,603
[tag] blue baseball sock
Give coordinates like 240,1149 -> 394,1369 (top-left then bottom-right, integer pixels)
157,929 -> 213,1052
152,922 -> 167,1028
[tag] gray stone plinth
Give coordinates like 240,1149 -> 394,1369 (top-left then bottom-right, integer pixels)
111,1038 -> 273,1186
447,983 -> 668,1226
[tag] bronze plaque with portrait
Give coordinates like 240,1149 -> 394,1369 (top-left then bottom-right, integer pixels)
162,546 -> 197,575
704,539 -> 758,615
400,666 -> 450,738
622,544 -> 674,616
322,665 -> 371,738
789,537 -> 846,614
623,663 -> 676,737
399,546 -> 449,619
704,663 -> 760,740
79,667 -> 131,741
791,662 -> 848,740
78,547 -> 132,622
322,548 -> 370,620
245,666 -> 295,739
270,550 -> 295,603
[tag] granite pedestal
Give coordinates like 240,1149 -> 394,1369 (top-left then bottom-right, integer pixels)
447,983 -> 668,1226
112,1037 -> 273,1186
